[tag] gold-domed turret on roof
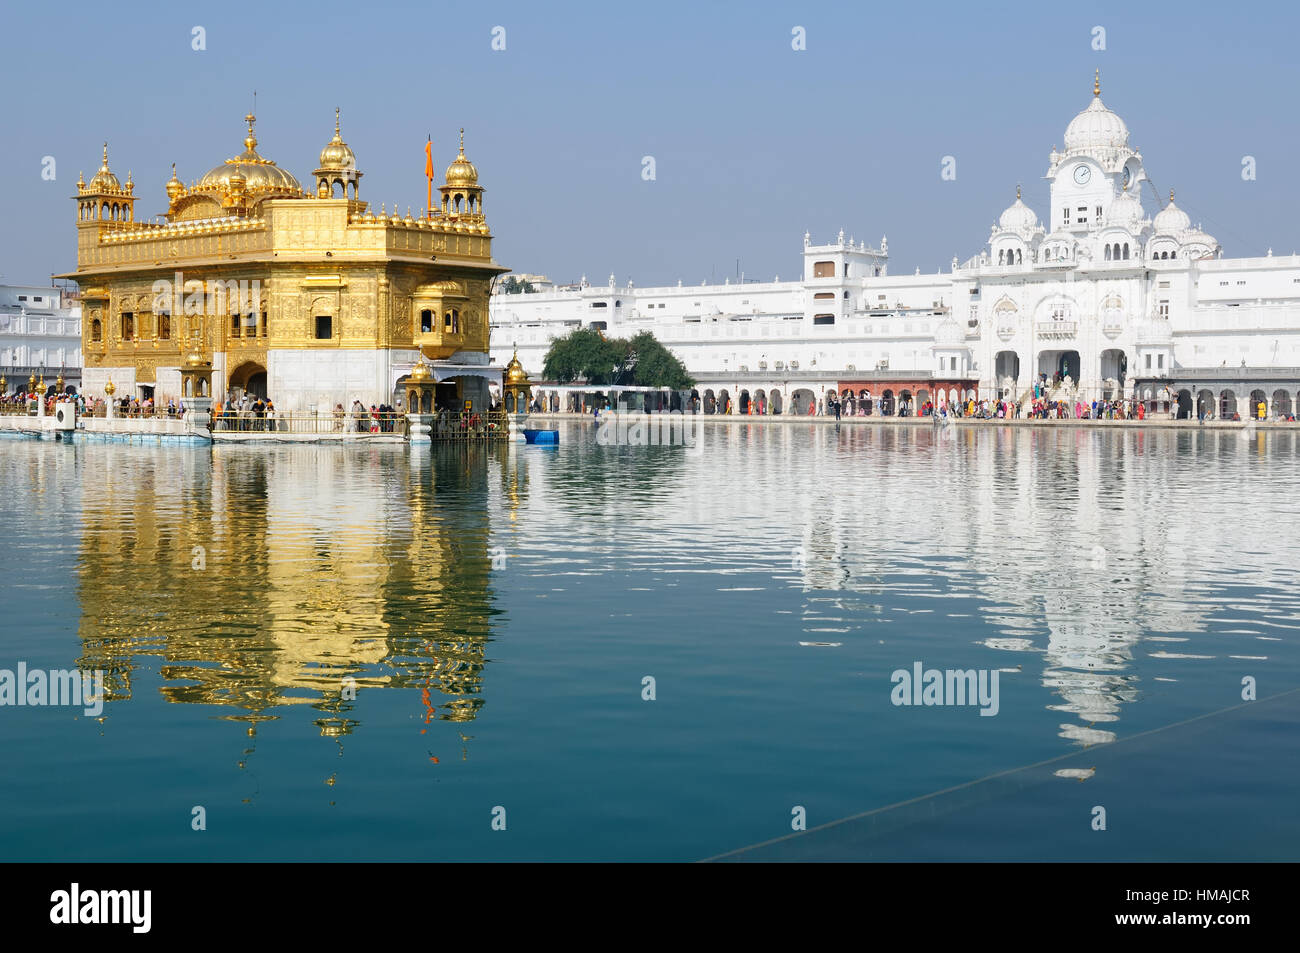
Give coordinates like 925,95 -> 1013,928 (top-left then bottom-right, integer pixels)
445,129 -> 478,187
314,108 -> 363,200
166,163 -> 184,201
318,108 -> 357,170
89,143 -> 121,191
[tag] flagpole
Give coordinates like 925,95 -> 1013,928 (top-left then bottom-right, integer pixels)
425,134 -> 434,217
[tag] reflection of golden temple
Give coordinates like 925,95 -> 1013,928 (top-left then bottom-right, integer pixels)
75,443 -> 501,741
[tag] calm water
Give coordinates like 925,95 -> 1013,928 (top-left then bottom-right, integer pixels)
1,422 -> 1298,861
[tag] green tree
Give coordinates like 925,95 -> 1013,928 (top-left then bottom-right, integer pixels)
497,277 -> 536,295
541,328 -> 692,387
543,328 -> 619,383
626,331 -> 694,388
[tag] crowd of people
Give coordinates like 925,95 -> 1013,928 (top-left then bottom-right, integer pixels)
212,393 -> 404,433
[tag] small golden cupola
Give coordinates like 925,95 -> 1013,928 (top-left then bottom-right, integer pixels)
165,162 -> 185,212
439,128 -> 485,225
502,349 -> 531,411
77,143 -> 135,224
314,108 -> 362,200
89,143 -> 120,191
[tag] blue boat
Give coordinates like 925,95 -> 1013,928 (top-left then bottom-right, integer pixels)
523,428 -> 559,445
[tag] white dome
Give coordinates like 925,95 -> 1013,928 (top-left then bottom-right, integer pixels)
1105,189 -> 1144,227
1181,229 -> 1218,254
998,193 -> 1039,231
1153,197 -> 1190,234
1064,96 -> 1130,154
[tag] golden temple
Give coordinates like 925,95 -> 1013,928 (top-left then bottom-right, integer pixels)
57,112 -> 509,412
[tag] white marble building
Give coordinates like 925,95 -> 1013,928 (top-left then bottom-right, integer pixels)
0,285 -> 82,394
491,80 -> 1300,418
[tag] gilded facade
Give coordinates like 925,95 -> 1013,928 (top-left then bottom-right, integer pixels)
58,114 -> 508,412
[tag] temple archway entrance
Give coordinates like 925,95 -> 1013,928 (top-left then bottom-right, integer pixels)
228,361 -> 268,400
1272,389 -> 1293,418
1197,389 -> 1215,419
1249,389 -> 1268,420
1037,350 -> 1080,383
995,351 -> 1020,397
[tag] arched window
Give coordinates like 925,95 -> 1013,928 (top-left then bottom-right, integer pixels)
121,313 -> 134,341
1015,249 -> 1022,264
158,315 -> 170,340
421,309 -> 433,333
998,249 -> 1005,265
1170,250 -> 1176,259
90,319 -> 102,342
1123,243 -> 1130,260
1104,244 -> 1111,261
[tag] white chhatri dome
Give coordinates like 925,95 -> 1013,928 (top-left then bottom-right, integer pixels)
1181,228 -> 1219,256
1064,74 -> 1129,154
1153,192 -> 1191,234
1065,97 -> 1130,153
998,188 -> 1039,230
1105,187 -> 1144,227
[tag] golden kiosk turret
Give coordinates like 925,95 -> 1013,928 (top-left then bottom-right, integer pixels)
405,355 -> 436,415
503,350 -> 531,413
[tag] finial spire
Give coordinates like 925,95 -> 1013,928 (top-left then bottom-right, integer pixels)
1094,68 -> 1100,97
1016,183 -> 1021,200
459,127 -> 465,154
101,142 -> 109,166
1170,188 -> 1175,202
335,106 -> 340,136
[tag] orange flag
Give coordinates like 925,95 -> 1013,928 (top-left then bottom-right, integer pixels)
425,137 -> 434,214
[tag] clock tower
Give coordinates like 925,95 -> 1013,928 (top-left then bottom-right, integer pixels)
1045,72 -> 1145,237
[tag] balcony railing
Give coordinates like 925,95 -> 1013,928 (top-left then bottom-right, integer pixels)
430,409 -> 508,441
1035,319 -> 1078,338
212,412 -> 408,436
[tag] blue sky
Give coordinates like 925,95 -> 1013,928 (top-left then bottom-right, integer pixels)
2,0 -> 1298,288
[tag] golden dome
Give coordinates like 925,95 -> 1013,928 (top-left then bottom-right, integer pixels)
504,350 -> 528,385
409,357 -> 432,383
104,377 -> 116,396
184,346 -> 209,368
88,143 -> 120,191
196,114 -> 304,195
318,108 -> 357,170
444,129 -> 478,187
166,163 -> 184,200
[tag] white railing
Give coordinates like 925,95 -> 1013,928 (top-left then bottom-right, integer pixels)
1035,319 -> 1078,338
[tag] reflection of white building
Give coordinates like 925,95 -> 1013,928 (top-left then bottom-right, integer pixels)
493,77 -> 1300,418
0,285 -> 82,393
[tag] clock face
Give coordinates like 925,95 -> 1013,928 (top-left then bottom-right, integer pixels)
1074,165 -> 1091,185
